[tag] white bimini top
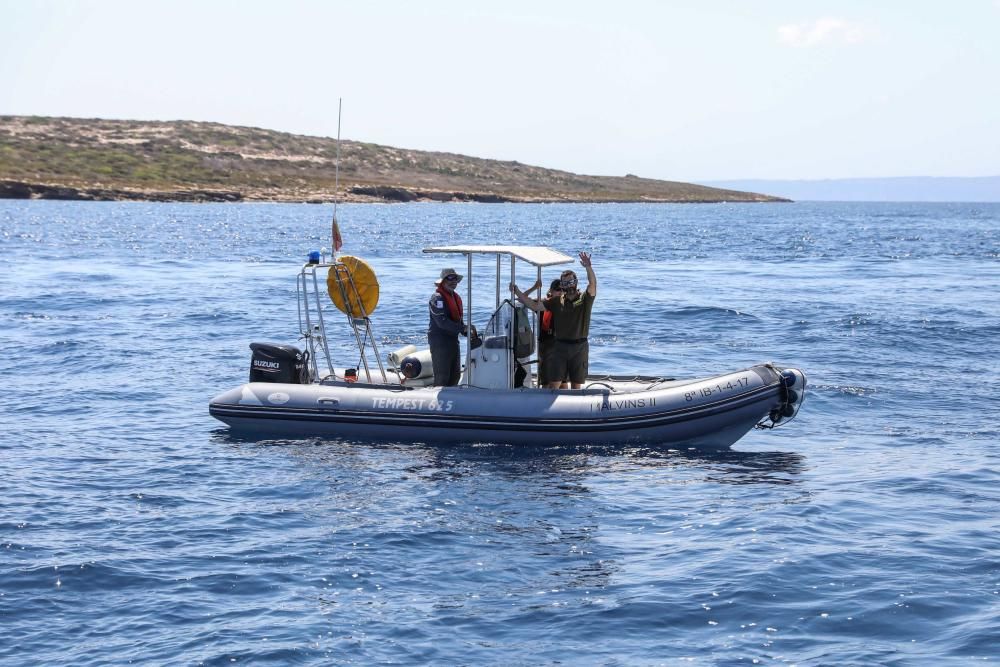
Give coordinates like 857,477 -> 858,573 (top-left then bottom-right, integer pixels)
423,245 -> 574,268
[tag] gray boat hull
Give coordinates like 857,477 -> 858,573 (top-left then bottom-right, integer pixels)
209,364 -> 805,448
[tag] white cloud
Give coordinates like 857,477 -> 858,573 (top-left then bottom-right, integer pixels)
777,17 -> 873,47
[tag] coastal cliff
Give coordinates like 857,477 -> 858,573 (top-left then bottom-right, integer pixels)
0,116 -> 788,204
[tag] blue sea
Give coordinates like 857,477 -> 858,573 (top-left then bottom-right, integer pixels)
1,200 -> 998,665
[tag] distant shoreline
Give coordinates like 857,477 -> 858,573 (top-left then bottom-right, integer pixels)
700,176 -> 1000,203
0,116 -> 790,204
0,179 -> 791,204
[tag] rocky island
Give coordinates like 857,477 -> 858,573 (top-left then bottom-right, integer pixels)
0,116 -> 787,204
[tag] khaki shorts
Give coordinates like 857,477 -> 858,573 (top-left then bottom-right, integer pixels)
537,337 -> 556,386
549,340 -> 589,385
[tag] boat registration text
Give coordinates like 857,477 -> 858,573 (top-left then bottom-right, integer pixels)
372,397 -> 454,412
685,377 -> 750,402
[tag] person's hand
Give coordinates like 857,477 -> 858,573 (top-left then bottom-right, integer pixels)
579,251 -> 592,267
531,279 -> 543,291
509,282 -> 519,294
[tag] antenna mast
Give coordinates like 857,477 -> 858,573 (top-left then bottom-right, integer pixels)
331,98 -> 343,258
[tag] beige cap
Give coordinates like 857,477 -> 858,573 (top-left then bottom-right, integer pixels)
435,268 -> 464,284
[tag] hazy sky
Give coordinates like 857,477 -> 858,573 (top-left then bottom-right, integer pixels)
2,0 -> 998,181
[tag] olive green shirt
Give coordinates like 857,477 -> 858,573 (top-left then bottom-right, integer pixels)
543,291 -> 595,340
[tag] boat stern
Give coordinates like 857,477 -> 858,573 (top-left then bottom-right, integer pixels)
208,383 -> 263,426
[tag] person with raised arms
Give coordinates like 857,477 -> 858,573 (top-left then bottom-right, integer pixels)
511,251 -> 596,389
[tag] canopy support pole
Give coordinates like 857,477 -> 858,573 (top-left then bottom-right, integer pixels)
464,253 -> 473,387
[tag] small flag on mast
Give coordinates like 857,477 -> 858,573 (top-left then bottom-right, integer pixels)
332,215 -> 343,253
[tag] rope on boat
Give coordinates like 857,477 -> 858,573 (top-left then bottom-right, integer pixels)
644,376 -> 679,390
584,381 -> 615,391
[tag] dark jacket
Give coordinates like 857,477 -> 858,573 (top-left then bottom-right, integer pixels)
427,290 -> 465,338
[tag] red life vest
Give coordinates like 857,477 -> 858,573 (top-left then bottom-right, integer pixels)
541,310 -> 553,334
436,284 -> 463,323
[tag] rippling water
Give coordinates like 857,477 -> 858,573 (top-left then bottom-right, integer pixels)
1,201 -> 998,664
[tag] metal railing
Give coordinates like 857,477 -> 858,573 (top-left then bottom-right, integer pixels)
296,262 -> 390,384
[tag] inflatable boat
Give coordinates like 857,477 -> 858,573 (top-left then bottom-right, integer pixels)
209,245 -> 806,448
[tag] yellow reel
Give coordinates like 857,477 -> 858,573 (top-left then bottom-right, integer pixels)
327,256 -> 380,317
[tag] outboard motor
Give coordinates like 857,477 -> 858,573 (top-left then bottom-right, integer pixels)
249,343 -> 310,384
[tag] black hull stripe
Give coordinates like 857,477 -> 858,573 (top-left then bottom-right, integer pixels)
210,385 -> 779,433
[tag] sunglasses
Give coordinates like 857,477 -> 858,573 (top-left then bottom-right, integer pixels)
444,274 -> 460,281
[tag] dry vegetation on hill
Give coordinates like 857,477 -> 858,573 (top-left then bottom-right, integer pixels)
0,116 -> 786,203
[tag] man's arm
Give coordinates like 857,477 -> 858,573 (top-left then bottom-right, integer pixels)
579,252 -> 597,297
510,280 -> 545,313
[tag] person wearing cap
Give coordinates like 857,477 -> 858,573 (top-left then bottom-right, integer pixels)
512,251 -> 596,389
428,267 -> 470,386
510,278 -> 570,388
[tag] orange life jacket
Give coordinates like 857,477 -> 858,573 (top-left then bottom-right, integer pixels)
436,284 -> 463,323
